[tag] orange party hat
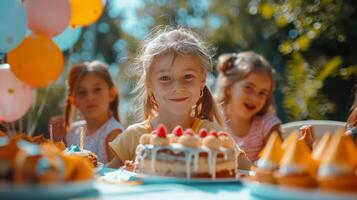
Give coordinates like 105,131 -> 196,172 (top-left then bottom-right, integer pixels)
258,132 -> 283,164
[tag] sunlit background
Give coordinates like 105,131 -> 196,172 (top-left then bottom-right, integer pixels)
1,0 -> 356,136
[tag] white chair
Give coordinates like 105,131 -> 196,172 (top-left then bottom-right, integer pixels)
281,120 -> 346,140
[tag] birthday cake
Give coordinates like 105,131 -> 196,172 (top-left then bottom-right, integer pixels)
133,125 -> 242,179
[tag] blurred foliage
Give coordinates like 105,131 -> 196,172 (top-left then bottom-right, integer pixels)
252,0 -> 356,120
5,0 -> 356,135
128,0 -> 357,121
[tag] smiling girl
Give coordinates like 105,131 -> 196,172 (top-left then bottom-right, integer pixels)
107,27 -> 227,167
215,51 -> 282,162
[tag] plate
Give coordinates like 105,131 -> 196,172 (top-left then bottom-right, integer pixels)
243,179 -> 357,200
102,168 -> 245,184
94,162 -> 104,173
0,180 -> 95,199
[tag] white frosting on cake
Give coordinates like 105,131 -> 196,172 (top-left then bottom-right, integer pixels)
135,143 -> 238,179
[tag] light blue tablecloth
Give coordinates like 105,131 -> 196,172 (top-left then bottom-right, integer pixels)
76,167 -> 260,200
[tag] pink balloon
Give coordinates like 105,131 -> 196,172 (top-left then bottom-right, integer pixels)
0,64 -> 35,122
24,0 -> 71,37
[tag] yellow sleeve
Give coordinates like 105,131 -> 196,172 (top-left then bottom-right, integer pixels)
199,120 -> 225,132
109,121 -> 147,162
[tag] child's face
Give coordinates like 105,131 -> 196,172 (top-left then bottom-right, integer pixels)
228,72 -> 272,119
149,53 -> 206,116
73,74 -> 114,120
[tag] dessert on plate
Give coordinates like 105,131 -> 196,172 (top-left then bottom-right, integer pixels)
0,135 -> 94,184
312,133 -> 332,164
317,132 -> 357,192
254,132 -> 283,184
64,144 -> 98,168
134,124 -> 242,179
274,136 -> 317,188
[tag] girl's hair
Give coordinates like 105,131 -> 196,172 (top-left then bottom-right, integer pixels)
347,93 -> 357,127
132,26 -> 223,126
215,51 -> 276,116
64,60 -> 120,131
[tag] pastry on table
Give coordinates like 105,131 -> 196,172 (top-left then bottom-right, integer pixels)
317,131 -> 357,192
281,131 -> 299,151
64,144 -> 98,168
0,137 -> 20,181
14,140 -> 64,184
0,131 -> 7,137
312,133 -> 332,164
254,132 -> 283,184
274,136 -> 317,188
65,155 -> 94,181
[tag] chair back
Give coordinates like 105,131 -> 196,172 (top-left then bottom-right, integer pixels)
281,120 -> 346,140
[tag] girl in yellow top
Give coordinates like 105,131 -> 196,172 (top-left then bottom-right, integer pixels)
107,27 -> 226,168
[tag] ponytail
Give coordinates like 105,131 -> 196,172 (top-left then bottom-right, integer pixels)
64,96 -> 72,133
196,86 -> 224,126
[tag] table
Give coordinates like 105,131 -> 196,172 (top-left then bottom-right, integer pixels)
76,167 -> 259,200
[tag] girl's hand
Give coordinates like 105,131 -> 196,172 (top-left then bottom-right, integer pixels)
48,115 -> 66,142
345,127 -> 357,145
299,125 -> 315,149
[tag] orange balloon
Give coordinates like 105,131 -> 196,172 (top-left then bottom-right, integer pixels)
70,0 -> 104,26
7,34 -> 64,88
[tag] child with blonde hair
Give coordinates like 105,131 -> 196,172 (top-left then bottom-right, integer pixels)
215,51 -> 282,162
108,27 -> 228,167
49,61 -> 124,164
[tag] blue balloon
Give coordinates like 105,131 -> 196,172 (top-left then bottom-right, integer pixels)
0,0 -> 28,53
53,25 -> 82,51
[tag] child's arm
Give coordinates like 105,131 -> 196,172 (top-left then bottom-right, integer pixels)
238,151 -> 253,170
106,155 -> 124,168
299,125 -> 315,149
106,128 -> 136,168
345,126 -> 357,145
105,129 -> 122,163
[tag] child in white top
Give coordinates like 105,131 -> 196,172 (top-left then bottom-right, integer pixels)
49,61 -> 124,164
